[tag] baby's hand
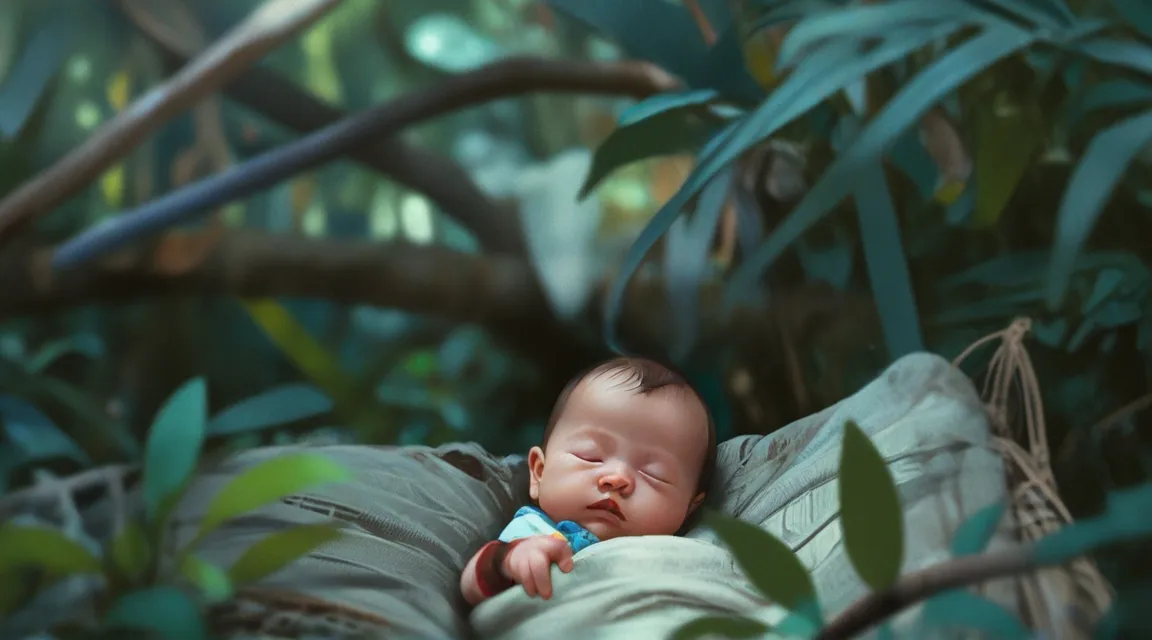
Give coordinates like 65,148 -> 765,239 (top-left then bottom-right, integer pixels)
502,535 -> 574,599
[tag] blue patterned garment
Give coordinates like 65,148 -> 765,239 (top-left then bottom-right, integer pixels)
497,506 -> 600,553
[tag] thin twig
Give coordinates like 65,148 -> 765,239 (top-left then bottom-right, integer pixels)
0,0 -> 346,245
816,547 -> 1035,640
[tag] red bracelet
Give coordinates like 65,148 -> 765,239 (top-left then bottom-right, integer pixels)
474,539 -> 522,597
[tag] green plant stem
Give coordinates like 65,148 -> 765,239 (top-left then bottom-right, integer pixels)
816,546 -> 1035,640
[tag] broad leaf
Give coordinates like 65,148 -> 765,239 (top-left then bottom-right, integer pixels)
839,420 -> 903,591
1032,482 -> 1152,565
618,89 -> 720,128
110,522 -> 152,583
951,501 -> 1005,557
581,99 -> 716,198
180,555 -> 232,603
699,26 -> 766,105
208,383 -> 333,436
544,0 -> 709,81
193,452 -> 350,542
972,92 -> 1043,228
0,524 -> 102,575
672,615 -> 770,640
1078,38 -> 1152,77
704,511 -> 822,623
725,23 -> 1036,309
0,19 -> 77,139
104,586 -> 207,640
1045,108 -> 1152,308
604,22 -> 967,348
142,377 -> 208,523
853,163 -> 924,358
1115,1 -> 1152,40
664,168 -> 733,362
24,333 -> 105,373
920,590 -> 1031,639
227,523 -> 343,586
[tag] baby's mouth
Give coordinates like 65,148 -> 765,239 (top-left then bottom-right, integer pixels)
587,498 -> 625,521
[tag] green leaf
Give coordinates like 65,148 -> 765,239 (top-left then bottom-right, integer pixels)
0,19 -> 78,139
193,453 -> 350,542
725,23 -> 1036,309
704,511 -> 822,623
180,555 -> 232,603
0,524 -> 102,575
671,615 -> 770,640
852,161 -> 924,359
838,420 -> 903,591
1033,482 -> 1152,565
1115,1 -> 1152,40
1045,108 -> 1152,308
921,590 -> 1031,639
544,0 -> 709,82
208,383 -> 333,437
142,377 -> 208,523
104,586 -> 207,640
972,93 -> 1044,228
1068,79 -> 1152,129
618,88 -> 719,128
581,104 -> 716,199
664,167 -> 733,362
110,522 -> 152,583
25,332 -> 104,373
604,22 -> 966,350
0,393 -> 91,468
951,502 -> 1005,557
227,523 -> 343,586
1078,38 -> 1152,77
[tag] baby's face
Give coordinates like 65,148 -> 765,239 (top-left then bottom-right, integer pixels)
527,373 -> 709,541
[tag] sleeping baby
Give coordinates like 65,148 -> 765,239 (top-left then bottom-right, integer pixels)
461,357 -> 717,604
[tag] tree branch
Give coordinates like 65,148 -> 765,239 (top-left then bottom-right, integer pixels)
0,0 -> 346,245
50,55 -> 679,271
117,0 -> 528,255
816,546 -> 1036,640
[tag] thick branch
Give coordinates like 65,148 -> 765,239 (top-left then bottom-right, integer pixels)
51,55 -> 679,270
817,547 -> 1035,640
0,0 -> 345,245
118,0 -> 526,255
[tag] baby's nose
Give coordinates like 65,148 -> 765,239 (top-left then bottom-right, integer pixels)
598,471 -> 632,492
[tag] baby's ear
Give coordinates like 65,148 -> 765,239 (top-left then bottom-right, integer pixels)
527,446 -> 546,500
688,492 -> 706,515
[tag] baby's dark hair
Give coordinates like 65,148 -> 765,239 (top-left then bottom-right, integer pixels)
541,356 -> 717,497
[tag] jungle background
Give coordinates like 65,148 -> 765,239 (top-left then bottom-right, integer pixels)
0,0 -> 1151,636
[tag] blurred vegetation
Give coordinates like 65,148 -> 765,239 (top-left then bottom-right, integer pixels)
0,0 -> 1150,637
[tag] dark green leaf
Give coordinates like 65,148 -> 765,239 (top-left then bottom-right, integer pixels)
179,555 -> 232,603
671,615 -> 769,640
581,106 -> 716,199
777,2 -> 980,68
604,23 -> 964,349
1068,79 -> 1152,128
972,94 -> 1044,228
208,383 -> 333,437
704,511 -> 822,623
0,524 -> 102,575
193,453 -> 350,542
0,19 -> 77,139
853,163 -> 924,358
839,420 -> 903,591
1045,109 -> 1152,308
1083,268 -> 1126,314
0,393 -> 91,467
698,26 -> 765,105
1115,1 -> 1152,40
664,168 -> 733,362
110,522 -> 152,583
1078,38 -> 1152,76
921,590 -> 1030,639
104,586 -> 207,640
890,128 -> 938,200
951,502 -> 1005,557
25,333 -> 105,373
227,523 -> 343,586
1033,482 -> 1152,565
1092,300 -> 1143,327
142,378 -> 208,523
726,24 -> 1036,308
618,89 -> 719,127
545,0 -> 709,81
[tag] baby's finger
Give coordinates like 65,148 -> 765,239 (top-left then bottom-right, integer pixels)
531,556 -> 553,599
516,558 -> 538,597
